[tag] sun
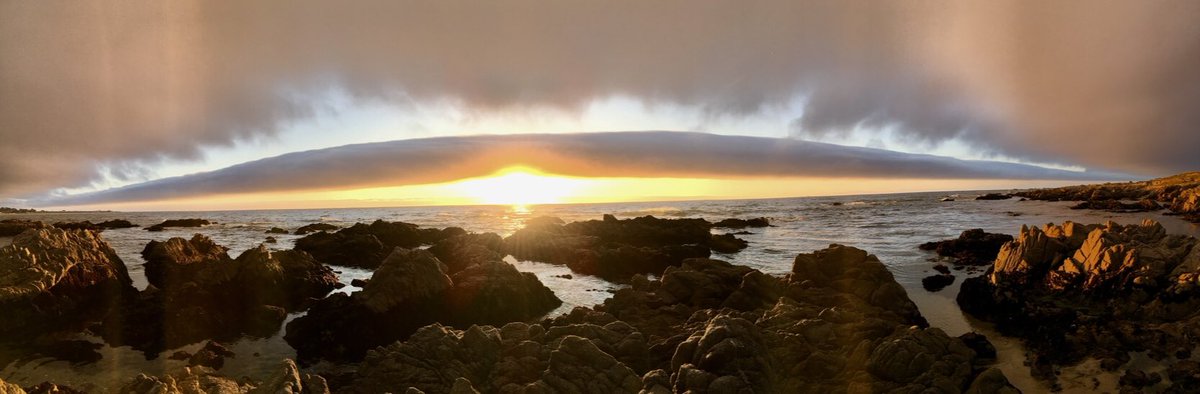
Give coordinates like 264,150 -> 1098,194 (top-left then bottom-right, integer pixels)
447,166 -> 587,207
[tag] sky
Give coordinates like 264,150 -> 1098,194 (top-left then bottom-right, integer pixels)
2,1 -> 1198,210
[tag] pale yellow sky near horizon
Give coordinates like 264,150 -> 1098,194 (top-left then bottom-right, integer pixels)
44,167 -> 1083,212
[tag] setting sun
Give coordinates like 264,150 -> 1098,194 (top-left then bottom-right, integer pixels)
445,166 -> 588,206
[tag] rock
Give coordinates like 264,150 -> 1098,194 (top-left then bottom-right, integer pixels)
0,219 -> 45,236
975,193 -> 1012,200
446,260 -> 562,326
114,357 -> 326,394
294,220 -> 460,269
53,219 -> 138,231
919,229 -> 1014,266
503,215 -> 750,282
294,223 -> 338,235
102,237 -> 339,354
350,278 -> 369,287
187,341 -> 235,370
145,219 -> 211,232
958,332 -> 998,361
21,382 -> 83,394
0,228 -> 135,341
707,233 -> 748,253
265,236 -> 277,243
1070,198 -> 1162,213
958,220 -> 1200,387
1017,172 -> 1200,220
266,227 -> 289,234
933,264 -> 950,274
285,248 -> 559,364
711,217 -> 770,229
921,274 -> 955,292
940,197 -> 955,202
0,378 -> 26,394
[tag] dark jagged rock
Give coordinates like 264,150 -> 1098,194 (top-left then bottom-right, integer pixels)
112,358 -> 328,393
101,236 -> 339,354
922,274 -> 955,292
187,341 -> 235,370
284,248 -> 561,364
975,193 -> 1012,200
958,220 -> 1200,386
0,219 -> 45,236
145,219 -> 211,232
21,382 -> 84,394
0,228 -> 135,341
52,219 -> 138,231
919,229 -> 1014,266
294,223 -> 338,235
1017,172 -> 1200,221
344,245 -> 1007,393
265,227 -> 289,234
293,220 -> 463,269
503,215 -> 749,282
711,217 -> 770,229
1069,198 -> 1162,213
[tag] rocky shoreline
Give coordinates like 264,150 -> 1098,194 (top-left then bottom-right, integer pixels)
1014,171 -> 1200,222
947,220 -> 1200,392
0,214 -> 1018,393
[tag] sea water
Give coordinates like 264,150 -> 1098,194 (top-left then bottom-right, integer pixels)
3,191 -> 1199,392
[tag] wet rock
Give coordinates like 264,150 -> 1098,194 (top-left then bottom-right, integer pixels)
53,219 -> 138,231
711,217 -> 770,229
975,193 -> 1012,200
921,274 -> 955,292
919,229 -> 1014,266
21,382 -> 83,394
958,332 -> 998,362
285,248 -> 560,364
145,219 -> 210,232
0,228 -> 134,341
264,236 -> 277,243
316,244 -> 1011,391
294,223 -> 338,235
115,358 -> 326,394
102,237 -> 339,354
350,278 -> 369,287
294,220 -> 461,269
265,227 -> 289,234
1070,198 -> 1162,213
504,215 -> 749,282
0,219 -> 45,236
933,264 -> 951,274
187,341 -> 235,370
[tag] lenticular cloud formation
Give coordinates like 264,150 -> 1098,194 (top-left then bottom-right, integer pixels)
40,132 -> 1128,206
1,1 -> 1198,197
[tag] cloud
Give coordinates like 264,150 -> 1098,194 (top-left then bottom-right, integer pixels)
2,1 -> 1197,197
36,132 -> 1129,207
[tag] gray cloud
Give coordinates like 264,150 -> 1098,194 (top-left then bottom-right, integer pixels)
37,132 -> 1129,207
2,1 -> 1197,198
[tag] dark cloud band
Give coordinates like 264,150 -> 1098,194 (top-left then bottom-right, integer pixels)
36,132 -> 1129,206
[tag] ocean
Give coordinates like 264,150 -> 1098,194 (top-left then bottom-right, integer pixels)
3,191 -> 1199,392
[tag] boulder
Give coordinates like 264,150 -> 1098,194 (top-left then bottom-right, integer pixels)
294,223 -> 338,235
922,274 -> 955,292
294,220 -> 461,269
145,219 -> 210,232
53,219 -> 138,231
0,228 -> 134,341
711,217 -> 770,229
265,227 -> 289,234
919,229 -> 1013,266
285,248 -> 560,364
0,219 -> 45,236
102,236 -> 339,354
958,220 -> 1200,386
975,193 -> 1012,200
503,215 -> 747,281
